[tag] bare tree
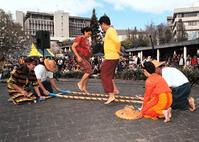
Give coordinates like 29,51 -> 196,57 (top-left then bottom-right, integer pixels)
157,23 -> 173,44
164,26 -> 173,43
121,27 -> 150,49
176,19 -> 188,42
145,22 -> 157,46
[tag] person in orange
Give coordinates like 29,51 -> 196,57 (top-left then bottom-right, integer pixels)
140,61 -> 172,122
71,27 -> 92,93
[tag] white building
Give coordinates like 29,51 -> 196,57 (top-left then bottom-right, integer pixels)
16,10 -> 90,41
168,6 -> 199,40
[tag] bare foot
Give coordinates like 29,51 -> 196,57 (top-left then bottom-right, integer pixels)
188,97 -> 196,112
82,88 -> 89,94
77,82 -> 83,91
163,108 -> 171,123
136,95 -> 144,101
8,98 -> 13,102
104,96 -> 115,104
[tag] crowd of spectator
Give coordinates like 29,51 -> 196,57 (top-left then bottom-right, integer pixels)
0,53 -> 199,80
165,53 -> 199,68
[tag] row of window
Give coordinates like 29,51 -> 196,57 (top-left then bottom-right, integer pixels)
28,27 -> 53,32
28,24 -> 53,31
29,23 -> 53,28
29,15 -> 53,20
69,22 -> 86,27
186,21 -> 199,26
177,12 -> 198,18
69,19 -> 89,23
28,19 -> 53,25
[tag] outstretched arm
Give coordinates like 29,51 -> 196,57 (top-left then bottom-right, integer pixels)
50,78 -> 61,92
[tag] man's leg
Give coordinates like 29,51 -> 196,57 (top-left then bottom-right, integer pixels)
112,79 -> 119,95
100,60 -> 118,104
172,83 -> 191,110
188,97 -> 196,112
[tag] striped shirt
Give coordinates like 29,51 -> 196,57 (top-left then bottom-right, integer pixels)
8,65 -> 38,87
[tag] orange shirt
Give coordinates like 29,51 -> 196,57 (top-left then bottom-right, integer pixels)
142,73 -> 171,113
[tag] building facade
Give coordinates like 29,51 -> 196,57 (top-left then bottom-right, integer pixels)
16,10 -> 91,39
168,6 -> 199,40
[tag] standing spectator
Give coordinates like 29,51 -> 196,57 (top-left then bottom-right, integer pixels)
99,15 -> 121,104
178,54 -> 184,68
57,58 -> 64,71
132,55 -> 138,65
141,56 -> 147,65
171,54 -> 179,67
146,56 -> 152,62
191,55 -> 198,68
71,27 -> 92,93
186,54 -> 192,67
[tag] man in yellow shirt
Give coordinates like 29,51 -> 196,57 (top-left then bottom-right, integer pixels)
99,15 -> 121,104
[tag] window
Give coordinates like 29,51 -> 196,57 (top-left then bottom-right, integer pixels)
188,21 -> 197,26
183,12 -> 197,17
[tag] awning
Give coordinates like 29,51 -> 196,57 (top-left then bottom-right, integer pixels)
28,43 -> 54,57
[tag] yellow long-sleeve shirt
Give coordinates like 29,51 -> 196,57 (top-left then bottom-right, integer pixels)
104,27 -> 121,60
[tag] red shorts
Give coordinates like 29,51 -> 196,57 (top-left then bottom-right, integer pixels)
100,59 -> 118,93
78,59 -> 92,74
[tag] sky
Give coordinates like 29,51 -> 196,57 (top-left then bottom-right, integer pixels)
1,0 -> 199,30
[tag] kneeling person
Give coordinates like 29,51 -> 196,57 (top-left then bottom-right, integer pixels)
34,58 -> 61,96
140,61 -> 172,122
7,57 -> 42,104
152,60 -> 196,111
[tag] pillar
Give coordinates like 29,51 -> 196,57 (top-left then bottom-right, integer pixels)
140,51 -> 143,61
183,46 -> 187,63
157,49 -> 160,61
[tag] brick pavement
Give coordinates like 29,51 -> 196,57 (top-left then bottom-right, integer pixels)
0,79 -> 198,142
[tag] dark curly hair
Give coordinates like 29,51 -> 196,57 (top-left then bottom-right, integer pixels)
99,15 -> 111,25
81,27 -> 92,34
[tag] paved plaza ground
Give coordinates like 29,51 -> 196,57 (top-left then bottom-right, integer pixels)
0,79 -> 198,142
